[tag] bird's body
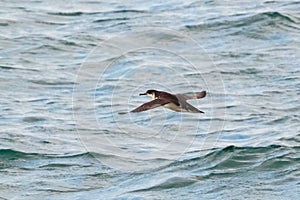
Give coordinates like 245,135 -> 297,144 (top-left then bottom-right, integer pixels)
130,89 -> 206,113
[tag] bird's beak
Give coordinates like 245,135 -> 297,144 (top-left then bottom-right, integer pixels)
139,93 -> 147,96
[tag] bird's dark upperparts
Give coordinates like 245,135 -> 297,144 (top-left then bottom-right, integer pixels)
131,89 -> 206,113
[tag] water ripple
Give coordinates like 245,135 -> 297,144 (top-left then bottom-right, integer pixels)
1,0 -> 299,199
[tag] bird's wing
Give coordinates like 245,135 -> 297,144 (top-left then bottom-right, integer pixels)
130,98 -> 169,113
176,91 -> 206,100
176,93 -> 205,113
180,101 -> 205,113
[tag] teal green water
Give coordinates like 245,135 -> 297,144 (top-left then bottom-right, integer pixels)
0,0 -> 299,199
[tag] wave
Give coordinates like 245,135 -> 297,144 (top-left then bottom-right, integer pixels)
131,176 -> 198,192
93,17 -> 130,23
47,11 -> 88,17
128,145 -> 299,192
0,65 -> 39,72
2,144 -> 298,173
0,149 -> 39,160
0,149 -> 89,160
165,145 -> 299,176
185,11 -> 300,34
48,9 -> 146,17
0,148 -> 137,163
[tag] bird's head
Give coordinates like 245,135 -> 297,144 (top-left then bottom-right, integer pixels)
139,89 -> 158,99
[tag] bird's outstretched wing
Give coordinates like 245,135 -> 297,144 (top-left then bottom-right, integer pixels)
176,91 -> 206,113
176,91 -> 206,100
180,101 -> 205,113
130,98 -> 169,113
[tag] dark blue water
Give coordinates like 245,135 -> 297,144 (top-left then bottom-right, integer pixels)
1,0 -> 299,199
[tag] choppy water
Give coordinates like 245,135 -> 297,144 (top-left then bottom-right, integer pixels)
1,0 -> 299,199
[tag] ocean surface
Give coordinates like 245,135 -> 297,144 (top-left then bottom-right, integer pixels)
0,0 -> 299,199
